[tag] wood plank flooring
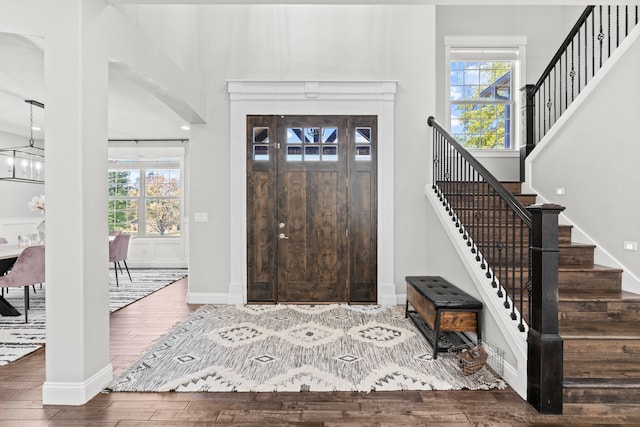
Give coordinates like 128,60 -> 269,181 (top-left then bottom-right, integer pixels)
2,276 -> 640,425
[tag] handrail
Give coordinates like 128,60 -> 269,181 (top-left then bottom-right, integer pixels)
428,116 -> 532,228
532,6 -> 595,93
523,4 -> 640,162
429,115 -> 565,413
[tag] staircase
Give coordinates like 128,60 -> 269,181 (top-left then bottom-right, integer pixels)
503,182 -> 640,413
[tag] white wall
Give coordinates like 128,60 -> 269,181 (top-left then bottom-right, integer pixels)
112,4 -> 200,84
185,4 -> 436,299
435,5 -> 584,182
526,28 -> 640,292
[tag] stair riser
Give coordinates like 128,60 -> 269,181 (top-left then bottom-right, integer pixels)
441,194 -> 537,208
559,271 -> 622,292
561,312 -> 640,324
479,245 -> 594,267
461,225 -> 572,246
559,246 -> 594,265
450,208 -> 530,225
435,181 -> 522,194
564,339 -> 640,354
560,301 -> 640,315
564,389 -> 640,405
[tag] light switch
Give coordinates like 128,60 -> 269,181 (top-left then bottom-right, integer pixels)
194,212 -> 208,223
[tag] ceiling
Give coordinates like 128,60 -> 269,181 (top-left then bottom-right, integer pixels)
0,32 -> 190,143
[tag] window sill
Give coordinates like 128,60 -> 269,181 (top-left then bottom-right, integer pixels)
467,149 -> 520,158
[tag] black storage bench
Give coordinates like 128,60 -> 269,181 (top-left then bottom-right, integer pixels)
405,276 -> 483,359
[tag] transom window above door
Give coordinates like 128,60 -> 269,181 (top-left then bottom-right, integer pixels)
250,125 -> 374,163
285,127 -> 338,162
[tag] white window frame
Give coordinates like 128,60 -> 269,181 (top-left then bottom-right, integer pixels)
108,146 -> 185,239
444,36 -> 527,157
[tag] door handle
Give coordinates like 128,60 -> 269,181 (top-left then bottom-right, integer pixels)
279,233 -> 290,240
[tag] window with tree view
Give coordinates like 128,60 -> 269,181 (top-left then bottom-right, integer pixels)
450,60 -> 513,149
108,158 -> 182,237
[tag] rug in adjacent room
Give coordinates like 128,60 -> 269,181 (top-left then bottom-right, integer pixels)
107,304 -> 506,393
0,268 -> 187,366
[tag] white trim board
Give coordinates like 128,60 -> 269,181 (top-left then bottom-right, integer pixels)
227,80 -> 397,305
42,364 -> 113,406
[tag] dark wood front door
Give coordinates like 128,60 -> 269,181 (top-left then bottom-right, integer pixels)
247,115 -> 377,303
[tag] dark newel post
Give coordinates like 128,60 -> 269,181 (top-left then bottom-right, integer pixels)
527,203 -> 565,414
520,84 -> 536,182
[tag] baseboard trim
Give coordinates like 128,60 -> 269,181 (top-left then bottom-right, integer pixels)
186,292 -> 230,304
379,282 -> 397,306
42,363 -> 112,405
396,293 -> 407,305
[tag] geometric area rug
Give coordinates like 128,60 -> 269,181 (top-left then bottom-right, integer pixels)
106,304 -> 506,393
0,268 -> 187,366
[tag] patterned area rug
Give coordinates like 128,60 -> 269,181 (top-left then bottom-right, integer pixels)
107,304 -> 506,393
0,269 -> 187,366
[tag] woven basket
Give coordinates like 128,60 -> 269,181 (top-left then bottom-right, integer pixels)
456,344 -> 488,376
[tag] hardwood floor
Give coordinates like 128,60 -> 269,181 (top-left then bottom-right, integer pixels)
2,276 -> 640,425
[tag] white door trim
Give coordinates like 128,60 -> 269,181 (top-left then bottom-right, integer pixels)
228,80 -> 397,305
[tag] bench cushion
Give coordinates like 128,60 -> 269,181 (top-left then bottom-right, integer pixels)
405,276 -> 482,310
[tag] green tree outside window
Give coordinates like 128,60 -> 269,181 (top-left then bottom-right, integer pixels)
450,61 -> 512,149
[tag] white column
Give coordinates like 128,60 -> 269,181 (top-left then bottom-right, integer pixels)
42,0 -> 111,405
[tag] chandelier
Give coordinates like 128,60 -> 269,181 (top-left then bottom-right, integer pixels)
0,100 -> 44,184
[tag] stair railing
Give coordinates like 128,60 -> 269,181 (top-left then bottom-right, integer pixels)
521,5 -> 640,179
429,116 -> 532,331
428,116 -> 564,414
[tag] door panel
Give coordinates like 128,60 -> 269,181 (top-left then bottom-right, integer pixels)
277,116 -> 348,302
246,115 -> 376,303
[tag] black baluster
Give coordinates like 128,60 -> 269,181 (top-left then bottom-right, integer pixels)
570,40 -> 575,101
510,211 -> 517,317
496,199 -> 503,290
488,186 -> 496,280
516,216 -> 524,325
625,6 -> 628,37
616,6 -> 620,47
577,29 -> 581,93
467,162 -> 472,245
499,199 -> 506,300
584,20 -> 588,88
553,66 -> 557,125
480,179 -> 486,269
563,52 -> 568,114
608,6 -> 611,58
591,11 -> 595,78
599,6 -> 604,68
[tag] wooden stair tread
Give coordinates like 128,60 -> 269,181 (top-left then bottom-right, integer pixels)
564,378 -> 640,388
559,264 -> 623,273
559,243 -> 596,249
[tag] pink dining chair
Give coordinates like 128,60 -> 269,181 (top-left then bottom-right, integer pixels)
109,233 -> 131,287
0,245 -> 45,322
